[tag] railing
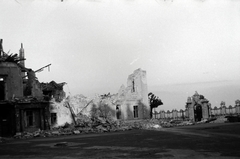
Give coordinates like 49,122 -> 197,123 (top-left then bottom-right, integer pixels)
153,105 -> 240,119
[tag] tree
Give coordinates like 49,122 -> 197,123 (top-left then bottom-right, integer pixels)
148,92 -> 163,118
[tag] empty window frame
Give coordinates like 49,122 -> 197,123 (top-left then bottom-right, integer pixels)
133,105 -> 138,118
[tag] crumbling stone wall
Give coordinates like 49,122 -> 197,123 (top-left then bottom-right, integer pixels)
50,68 -> 150,127
25,69 -> 43,98
117,68 -> 150,120
49,98 -> 72,127
0,62 -> 23,99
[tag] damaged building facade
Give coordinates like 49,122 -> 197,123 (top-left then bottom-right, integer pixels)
114,68 -> 150,120
50,68 -> 150,127
0,40 -> 64,137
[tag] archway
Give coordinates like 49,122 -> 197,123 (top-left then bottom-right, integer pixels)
194,104 -> 202,122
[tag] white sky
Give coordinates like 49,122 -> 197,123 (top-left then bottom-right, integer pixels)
1,0 -> 240,110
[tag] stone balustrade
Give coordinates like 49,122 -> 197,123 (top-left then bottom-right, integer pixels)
153,105 -> 240,120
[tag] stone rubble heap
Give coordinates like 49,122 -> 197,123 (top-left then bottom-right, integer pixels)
12,117 -> 195,140
10,115 -> 234,140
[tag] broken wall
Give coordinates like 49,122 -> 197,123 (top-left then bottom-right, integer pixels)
50,68 -> 150,127
117,68 -> 150,120
24,69 -> 43,99
0,62 -> 23,100
49,98 -> 72,127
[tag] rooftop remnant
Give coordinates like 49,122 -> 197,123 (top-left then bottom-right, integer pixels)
0,39 -> 64,137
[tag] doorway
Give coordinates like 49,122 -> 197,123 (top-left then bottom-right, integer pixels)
194,105 -> 202,122
0,105 -> 15,137
116,105 -> 121,119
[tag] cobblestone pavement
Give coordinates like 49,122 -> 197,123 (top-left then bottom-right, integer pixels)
0,122 -> 240,159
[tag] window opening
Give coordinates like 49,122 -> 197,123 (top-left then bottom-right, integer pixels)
133,105 -> 138,118
132,80 -> 135,92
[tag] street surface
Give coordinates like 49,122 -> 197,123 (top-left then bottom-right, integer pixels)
0,122 -> 240,159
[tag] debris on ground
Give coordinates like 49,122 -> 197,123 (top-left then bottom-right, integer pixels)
11,115 -> 239,140
225,115 -> 240,122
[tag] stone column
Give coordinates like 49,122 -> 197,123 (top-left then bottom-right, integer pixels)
202,102 -> 209,119
188,105 -> 195,121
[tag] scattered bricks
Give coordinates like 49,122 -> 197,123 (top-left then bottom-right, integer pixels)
96,125 -> 108,132
162,122 -> 173,128
62,132 -> 72,135
44,132 -> 52,137
63,127 -> 72,132
51,131 -> 60,135
97,117 -> 107,124
153,124 -> 162,129
10,118 -> 204,141
0,137 -> 8,143
73,130 -> 80,134
14,132 -> 22,139
23,134 -> 33,139
120,126 -> 130,131
33,132 -> 40,137
180,121 -> 194,126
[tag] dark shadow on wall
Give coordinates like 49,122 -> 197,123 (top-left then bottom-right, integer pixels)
90,102 -> 116,120
116,104 -> 125,120
126,103 -> 134,120
137,100 -> 150,119
125,100 -> 150,120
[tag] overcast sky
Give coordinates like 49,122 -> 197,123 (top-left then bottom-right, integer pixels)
1,0 -> 240,110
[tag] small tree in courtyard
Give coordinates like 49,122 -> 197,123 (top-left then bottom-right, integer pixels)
148,92 -> 163,118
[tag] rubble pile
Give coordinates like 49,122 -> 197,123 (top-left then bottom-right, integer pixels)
12,118 -> 161,139
13,108 -> 228,140
139,119 -> 194,128
0,137 -> 11,143
12,118 -> 195,139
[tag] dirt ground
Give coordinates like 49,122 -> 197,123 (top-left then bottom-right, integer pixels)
0,122 -> 240,159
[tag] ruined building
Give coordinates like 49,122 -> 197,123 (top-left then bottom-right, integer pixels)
114,68 -> 150,120
186,91 -> 211,121
0,40 -> 64,137
50,68 -> 150,127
